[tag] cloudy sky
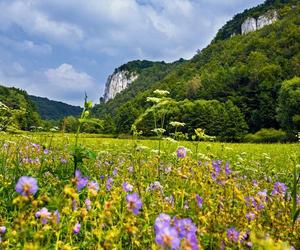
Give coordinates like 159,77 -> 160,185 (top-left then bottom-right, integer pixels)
0,0 -> 264,106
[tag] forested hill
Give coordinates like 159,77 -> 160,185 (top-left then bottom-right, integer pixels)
0,85 -> 40,130
92,0 -> 300,140
29,95 -> 82,120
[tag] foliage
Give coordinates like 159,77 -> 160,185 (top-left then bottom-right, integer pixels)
92,1 -> 300,139
244,128 -> 287,143
29,95 -> 82,120
277,77 -> 300,137
0,85 -> 41,130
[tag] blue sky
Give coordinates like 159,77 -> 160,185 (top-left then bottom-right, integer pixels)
0,0 -> 264,106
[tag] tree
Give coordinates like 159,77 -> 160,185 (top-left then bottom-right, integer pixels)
277,77 -> 300,137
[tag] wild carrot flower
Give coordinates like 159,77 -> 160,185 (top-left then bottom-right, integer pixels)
176,147 -> 187,158
35,207 -> 51,225
15,176 -> 38,196
123,182 -> 133,192
73,222 -> 81,234
271,182 -> 287,197
227,227 -> 240,242
126,192 -> 142,215
155,226 -> 180,250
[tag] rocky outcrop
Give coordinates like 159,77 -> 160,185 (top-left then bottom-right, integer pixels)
103,70 -> 138,102
241,10 -> 278,35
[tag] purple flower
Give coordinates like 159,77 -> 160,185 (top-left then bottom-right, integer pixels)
74,169 -> 89,191
182,233 -> 199,250
195,194 -> 203,208
87,181 -> 99,194
60,157 -> 67,164
85,199 -> 91,210
73,222 -> 81,234
212,160 -> 222,174
155,226 -> 180,250
154,213 -> 171,233
227,227 -> 240,242
113,168 -> 118,176
128,166 -> 134,173
225,162 -> 231,175
43,149 -> 49,155
123,182 -> 133,192
15,176 -> 38,197
297,195 -> 300,205
176,147 -> 187,158
165,195 -> 174,206
0,226 -> 6,235
271,182 -> 287,197
175,218 -> 197,238
35,207 -> 51,225
53,210 -> 60,225
246,212 -> 256,221
72,199 -> 77,211
257,190 -> 268,203
126,192 -> 142,215
106,177 -> 113,191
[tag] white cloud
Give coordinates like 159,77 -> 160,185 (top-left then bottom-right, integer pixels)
45,64 -> 94,90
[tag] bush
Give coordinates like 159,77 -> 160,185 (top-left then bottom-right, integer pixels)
244,128 -> 287,143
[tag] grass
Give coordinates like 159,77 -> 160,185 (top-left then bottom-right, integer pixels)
0,132 -> 299,249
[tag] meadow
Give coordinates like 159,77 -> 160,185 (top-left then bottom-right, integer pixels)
0,132 -> 299,249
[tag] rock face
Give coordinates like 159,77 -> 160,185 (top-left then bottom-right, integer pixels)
241,17 -> 257,34
241,10 -> 278,35
104,70 -> 138,102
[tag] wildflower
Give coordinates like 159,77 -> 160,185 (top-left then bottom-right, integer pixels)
113,168 -> 118,176
85,199 -> 91,210
165,195 -> 174,206
74,169 -> 89,191
123,182 -> 133,192
225,162 -> 231,175
175,218 -> 197,238
73,222 -> 81,234
246,212 -> 256,221
147,181 -> 163,192
128,166 -> 134,173
0,226 -> 6,234
177,147 -> 187,158
182,233 -> 199,250
35,207 -> 51,225
195,194 -> 203,208
43,149 -> 49,155
257,190 -> 268,202
15,176 -> 38,197
271,182 -> 287,197
87,180 -> 99,195
154,213 -> 171,232
60,157 -> 67,164
126,192 -> 142,215
227,227 -> 240,242
72,199 -> 77,211
155,226 -> 180,250
53,210 -> 60,225
106,177 -> 113,191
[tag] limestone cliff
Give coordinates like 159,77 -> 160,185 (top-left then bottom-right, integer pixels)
103,70 -> 138,102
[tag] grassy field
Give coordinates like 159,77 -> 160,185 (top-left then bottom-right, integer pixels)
0,132 -> 299,249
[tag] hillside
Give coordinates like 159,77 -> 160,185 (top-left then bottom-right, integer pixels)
0,85 -> 40,130
29,95 -> 82,120
93,0 -> 300,139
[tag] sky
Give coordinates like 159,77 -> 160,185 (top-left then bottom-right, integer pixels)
0,0 -> 264,106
